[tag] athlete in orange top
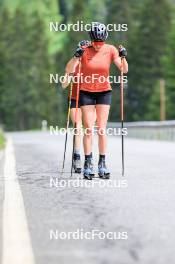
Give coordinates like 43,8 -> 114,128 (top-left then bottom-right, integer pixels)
80,43 -> 119,92
61,40 -> 91,173
66,22 -> 128,180
61,50 -> 82,173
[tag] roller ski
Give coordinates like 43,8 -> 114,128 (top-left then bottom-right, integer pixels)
83,156 -> 94,180
73,153 -> 82,173
98,156 -> 110,179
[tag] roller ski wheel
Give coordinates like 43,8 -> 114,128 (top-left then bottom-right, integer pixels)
73,154 -> 82,174
98,160 -> 110,179
83,158 -> 94,180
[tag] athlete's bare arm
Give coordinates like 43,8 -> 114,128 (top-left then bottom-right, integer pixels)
114,56 -> 128,74
112,46 -> 128,73
61,73 -> 70,89
61,57 -> 79,89
66,57 -> 79,74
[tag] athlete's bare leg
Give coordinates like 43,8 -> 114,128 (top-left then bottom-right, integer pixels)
81,105 -> 96,155
96,105 -> 110,155
70,108 -> 82,151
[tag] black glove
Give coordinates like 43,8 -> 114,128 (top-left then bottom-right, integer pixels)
73,47 -> 85,58
118,46 -> 127,58
78,40 -> 91,48
74,40 -> 91,58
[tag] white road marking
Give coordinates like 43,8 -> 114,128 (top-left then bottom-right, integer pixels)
2,138 -> 35,264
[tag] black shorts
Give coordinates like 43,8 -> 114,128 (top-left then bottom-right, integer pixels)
70,98 -> 80,109
79,90 -> 112,106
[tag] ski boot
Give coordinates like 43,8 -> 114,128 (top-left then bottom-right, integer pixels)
98,158 -> 110,179
83,157 -> 94,180
73,153 -> 82,173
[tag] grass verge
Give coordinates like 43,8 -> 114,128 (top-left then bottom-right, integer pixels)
0,129 -> 5,149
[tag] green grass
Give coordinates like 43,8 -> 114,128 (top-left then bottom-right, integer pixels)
0,130 -> 5,149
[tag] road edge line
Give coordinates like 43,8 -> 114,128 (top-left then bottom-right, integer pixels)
2,137 -> 35,264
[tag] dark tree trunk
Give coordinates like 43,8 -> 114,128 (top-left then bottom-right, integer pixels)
57,0 -> 68,24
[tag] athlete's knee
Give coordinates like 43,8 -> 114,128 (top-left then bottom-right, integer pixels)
97,126 -> 106,137
75,128 -> 82,137
76,122 -> 82,130
84,126 -> 94,137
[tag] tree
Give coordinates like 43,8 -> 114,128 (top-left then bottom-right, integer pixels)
0,8 -> 63,130
163,21 -> 175,119
106,0 -> 133,122
0,8 -> 11,125
126,0 -> 171,121
57,0 -> 68,24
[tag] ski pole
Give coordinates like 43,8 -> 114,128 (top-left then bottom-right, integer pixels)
120,56 -> 125,176
61,78 -> 73,174
71,58 -> 81,177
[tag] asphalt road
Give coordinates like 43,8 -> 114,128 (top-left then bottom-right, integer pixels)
1,131 -> 175,264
